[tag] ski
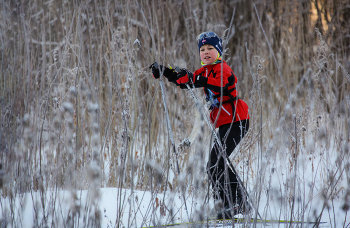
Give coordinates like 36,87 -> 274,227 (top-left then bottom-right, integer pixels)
144,217 -> 326,227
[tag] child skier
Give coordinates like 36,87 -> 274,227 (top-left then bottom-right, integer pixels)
150,31 -> 250,219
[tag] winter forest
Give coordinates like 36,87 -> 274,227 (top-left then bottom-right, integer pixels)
1,0 -> 350,227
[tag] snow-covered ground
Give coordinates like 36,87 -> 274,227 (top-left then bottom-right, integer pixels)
1,183 -> 348,227
1,116 -> 349,227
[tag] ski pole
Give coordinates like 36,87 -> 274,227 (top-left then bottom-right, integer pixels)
153,62 -> 190,220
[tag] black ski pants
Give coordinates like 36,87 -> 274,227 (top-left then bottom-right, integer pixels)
207,119 -> 249,208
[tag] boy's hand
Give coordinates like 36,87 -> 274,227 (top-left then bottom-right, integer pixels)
176,69 -> 194,84
149,62 -> 160,79
149,62 -> 175,79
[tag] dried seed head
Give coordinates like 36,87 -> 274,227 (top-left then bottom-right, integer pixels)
92,123 -> 99,134
214,200 -> 223,211
53,47 -> 59,63
80,80 -> 88,92
50,132 -> 56,143
88,102 -> 99,113
62,102 -> 74,114
344,142 -> 349,155
145,160 -> 163,184
133,39 -> 141,48
67,116 -> 74,129
178,173 -> 187,192
54,118 -> 61,130
87,162 -> 101,182
69,86 -> 77,96
318,126 -> 327,141
339,102 -> 346,115
23,114 -> 30,127
342,202 -> 349,212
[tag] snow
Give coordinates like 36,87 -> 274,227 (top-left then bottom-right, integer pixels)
1,137 -> 349,227
1,112 -> 349,227
1,182 -> 348,227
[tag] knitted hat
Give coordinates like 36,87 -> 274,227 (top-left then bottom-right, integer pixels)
197,32 -> 222,56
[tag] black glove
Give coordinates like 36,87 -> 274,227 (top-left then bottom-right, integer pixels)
176,69 -> 188,79
149,62 -> 160,79
149,62 -> 177,80
176,69 -> 194,84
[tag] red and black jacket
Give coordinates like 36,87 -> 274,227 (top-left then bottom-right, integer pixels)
168,61 -> 249,128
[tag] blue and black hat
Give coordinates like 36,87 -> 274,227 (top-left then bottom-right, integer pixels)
197,31 -> 222,56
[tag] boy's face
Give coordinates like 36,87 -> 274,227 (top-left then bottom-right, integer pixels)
200,44 -> 218,65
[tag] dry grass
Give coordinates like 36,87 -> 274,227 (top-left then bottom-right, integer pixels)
0,0 -> 349,227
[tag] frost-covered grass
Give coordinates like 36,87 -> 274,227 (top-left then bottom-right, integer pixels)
1,0 -> 349,227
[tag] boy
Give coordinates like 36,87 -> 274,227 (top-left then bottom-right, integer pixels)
150,31 -> 250,219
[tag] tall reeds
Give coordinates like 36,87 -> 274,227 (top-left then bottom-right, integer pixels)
0,0 -> 349,227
